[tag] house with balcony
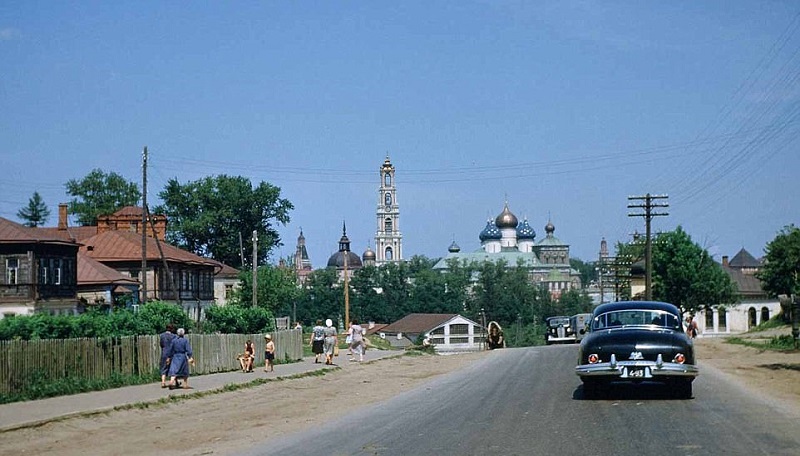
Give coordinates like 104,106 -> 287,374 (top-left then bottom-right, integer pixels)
0,217 -> 80,317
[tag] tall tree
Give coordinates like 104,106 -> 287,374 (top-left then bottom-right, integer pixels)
17,191 -> 51,227
235,265 -> 300,315
650,227 -> 737,314
569,257 -> 597,287
156,175 -> 293,267
756,225 -> 800,321
294,268 -> 343,326
65,169 -> 141,226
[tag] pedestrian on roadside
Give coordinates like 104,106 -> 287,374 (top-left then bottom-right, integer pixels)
322,318 -> 338,365
347,319 -> 366,362
686,315 -> 699,339
310,319 -> 325,363
159,323 -> 176,388
241,339 -> 255,372
166,328 -> 194,390
264,334 -> 275,372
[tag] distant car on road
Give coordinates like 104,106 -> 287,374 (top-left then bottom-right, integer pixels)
545,316 -> 575,345
570,313 -> 593,343
575,301 -> 698,399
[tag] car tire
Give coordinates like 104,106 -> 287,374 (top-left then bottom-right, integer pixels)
672,379 -> 692,399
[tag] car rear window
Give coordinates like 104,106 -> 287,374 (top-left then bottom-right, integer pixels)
592,310 -> 680,330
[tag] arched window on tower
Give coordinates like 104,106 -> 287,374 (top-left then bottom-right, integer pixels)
385,247 -> 393,261
385,192 -> 392,206
385,218 -> 393,233
385,173 -> 391,186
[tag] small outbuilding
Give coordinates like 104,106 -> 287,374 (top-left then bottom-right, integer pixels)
379,313 -> 485,353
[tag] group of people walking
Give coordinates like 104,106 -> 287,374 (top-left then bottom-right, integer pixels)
309,318 -> 368,365
159,318 -> 366,390
159,323 -> 194,390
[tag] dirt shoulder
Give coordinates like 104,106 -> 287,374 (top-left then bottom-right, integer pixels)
694,329 -> 800,407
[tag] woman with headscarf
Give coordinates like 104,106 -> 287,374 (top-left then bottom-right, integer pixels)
159,323 -> 176,388
166,328 -> 194,389
322,318 -> 338,365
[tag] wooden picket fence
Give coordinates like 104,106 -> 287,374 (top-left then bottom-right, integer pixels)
0,330 -> 303,395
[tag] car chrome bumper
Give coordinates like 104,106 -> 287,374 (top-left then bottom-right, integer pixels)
575,354 -> 698,379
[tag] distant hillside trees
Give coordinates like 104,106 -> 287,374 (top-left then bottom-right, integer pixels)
17,191 -> 51,227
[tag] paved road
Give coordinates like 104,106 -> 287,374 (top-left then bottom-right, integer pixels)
244,345 -> 800,456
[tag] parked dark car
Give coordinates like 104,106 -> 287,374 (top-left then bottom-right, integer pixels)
575,301 -> 698,399
545,316 -> 575,345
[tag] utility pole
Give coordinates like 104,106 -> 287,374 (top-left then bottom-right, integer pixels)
238,232 -> 245,268
141,146 -> 148,305
252,230 -> 258,307
628,193 -> 669,300
343,246 -> 350,332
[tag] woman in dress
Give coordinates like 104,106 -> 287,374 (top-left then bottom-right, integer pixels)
159,323 -> 176,388
347,319 -> 365,362
322,318 -> 338,365
166,328 -> 194,389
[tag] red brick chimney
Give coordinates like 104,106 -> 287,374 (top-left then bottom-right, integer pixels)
722,255 -> 729,267
58,204 -> 68,230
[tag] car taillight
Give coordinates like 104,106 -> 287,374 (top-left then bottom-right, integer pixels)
588,354 -> 599,364
673,353 -> 686,364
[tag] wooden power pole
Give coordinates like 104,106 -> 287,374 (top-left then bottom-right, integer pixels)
252,230 -> 258,307
141,146 -> 148,305
628,193 -> 669,300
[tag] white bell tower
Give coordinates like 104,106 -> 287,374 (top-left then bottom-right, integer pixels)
375,156 -> 403,265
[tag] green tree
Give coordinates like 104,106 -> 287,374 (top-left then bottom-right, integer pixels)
65,169 -> 141,226
350,265 -> 383,323
234,265 -> 300,317
17,191 -> 51,227
756,225 -> 800,321
569,257 -> 597,288
650,227 -> 737,314
204,304 -> 273,334
295,268 -> 343,325
156,175 -> 293,267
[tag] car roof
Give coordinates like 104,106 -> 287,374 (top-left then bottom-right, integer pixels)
592,301 -> 681,316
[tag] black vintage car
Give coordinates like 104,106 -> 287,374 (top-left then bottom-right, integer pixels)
575,301 -> 698,399
545,316 -> 575,345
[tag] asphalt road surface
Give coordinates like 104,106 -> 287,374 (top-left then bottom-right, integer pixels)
242,345 -> 800,456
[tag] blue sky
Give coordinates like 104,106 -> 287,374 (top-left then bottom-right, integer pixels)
1,1 -> 799,267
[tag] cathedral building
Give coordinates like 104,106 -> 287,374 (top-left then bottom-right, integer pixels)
326,222 -> 363,280
433,202 -> 581,299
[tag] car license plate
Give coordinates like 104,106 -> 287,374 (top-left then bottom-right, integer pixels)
627,367 -> 646,378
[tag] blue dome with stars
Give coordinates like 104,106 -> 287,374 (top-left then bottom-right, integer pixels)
479,219 -> 502,241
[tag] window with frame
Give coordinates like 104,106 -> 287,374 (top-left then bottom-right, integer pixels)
6,258 -> 18,284
450,323 -> 469,335
54,259 -> 61,285
39,260 -> 48,284
449,337 -> 469,344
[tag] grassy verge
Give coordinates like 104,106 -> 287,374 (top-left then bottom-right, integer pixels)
727,334 -> 798,352
0,371 -> 160,405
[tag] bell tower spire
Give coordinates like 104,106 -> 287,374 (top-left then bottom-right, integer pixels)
375,155 -> 403,264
